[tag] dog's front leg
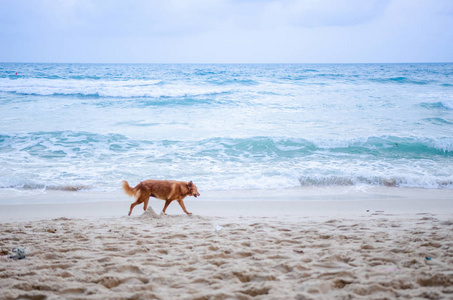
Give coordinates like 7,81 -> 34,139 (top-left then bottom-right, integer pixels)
177,200 -> 192,215
143,197 -> 150,211
162,199 -> 172,215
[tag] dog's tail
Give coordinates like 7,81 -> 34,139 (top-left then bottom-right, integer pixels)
122,181 -> 137,197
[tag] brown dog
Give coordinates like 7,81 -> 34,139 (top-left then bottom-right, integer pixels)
122,180 -> 200,216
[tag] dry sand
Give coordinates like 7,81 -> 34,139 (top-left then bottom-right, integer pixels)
1,188 -> 452,299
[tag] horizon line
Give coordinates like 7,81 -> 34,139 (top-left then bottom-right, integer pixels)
1,61 -> 452,65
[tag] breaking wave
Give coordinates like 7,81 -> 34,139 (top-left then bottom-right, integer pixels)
1,132 -> 452,191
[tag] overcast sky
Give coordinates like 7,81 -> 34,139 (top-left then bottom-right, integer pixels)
1,0 -> 452,63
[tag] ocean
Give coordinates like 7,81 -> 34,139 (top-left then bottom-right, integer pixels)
0,63 -> 452,195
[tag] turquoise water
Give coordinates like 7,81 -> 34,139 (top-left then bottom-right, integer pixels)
0,63 -> 452,192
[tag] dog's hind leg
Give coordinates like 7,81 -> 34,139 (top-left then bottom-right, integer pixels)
128,200 -> 139,216
128,193 -> 148,216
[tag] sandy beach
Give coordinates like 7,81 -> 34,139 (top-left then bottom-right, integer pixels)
1,187 -> 452,299
2,1 -> 453,299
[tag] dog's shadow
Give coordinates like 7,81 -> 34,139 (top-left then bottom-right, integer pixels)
138,207 -> 197,219
136,207 -> 212,224
138,207 -> 160,219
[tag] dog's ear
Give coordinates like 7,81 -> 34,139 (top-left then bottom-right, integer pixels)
188,181 -> 193,187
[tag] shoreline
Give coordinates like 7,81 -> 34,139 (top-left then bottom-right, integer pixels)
1,186 -> 452,222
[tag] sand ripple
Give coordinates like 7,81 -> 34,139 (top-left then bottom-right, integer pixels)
1,212 -> 452,299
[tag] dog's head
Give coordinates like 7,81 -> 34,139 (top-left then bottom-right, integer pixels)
188,181 -> 200,198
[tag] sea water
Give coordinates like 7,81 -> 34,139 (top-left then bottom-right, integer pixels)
0,63 -> 452,195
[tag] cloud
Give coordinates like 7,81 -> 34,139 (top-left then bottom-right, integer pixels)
0,0 -> 230,37
282,0 -> 390,27
0,0 -> 452,63
0,0 -> 391,38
